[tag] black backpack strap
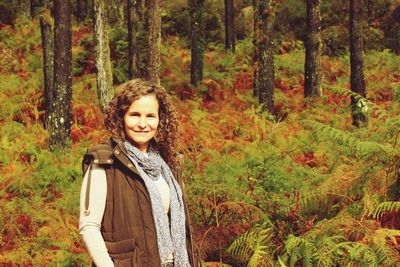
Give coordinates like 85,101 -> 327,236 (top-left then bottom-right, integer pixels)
82,143 -> 114,216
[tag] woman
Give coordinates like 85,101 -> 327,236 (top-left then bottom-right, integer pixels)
79,79 -> 197,267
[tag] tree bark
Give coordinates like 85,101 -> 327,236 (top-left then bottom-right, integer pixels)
107,0 -> 125,26
145,0 -> 162,85
304,0 -> 322,98
224,0 -> 235,52
190,0 -> 205,86
128,0 -> 147,79
40,12 -> 54,130
19,0 -> 31,18
93,0 -> 114,111
49,0 -> 72,150
128,0 -> 138,79
350,0 -> 367,127
30,0 -> 46,18
253,0 -> 275,114
367,0 -> 373,27
77,0 -> 87,22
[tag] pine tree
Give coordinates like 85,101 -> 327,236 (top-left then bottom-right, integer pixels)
145,0 -> 162,85
39,10 -> 54,131
224,0 -> 235,52
128,0 -> 147,79
189,0 -> 205,86
48,0 -> 72,150
304,0 -> 322,98
349,0 -> 367,127
93,0 -> 114,111
253,0 -> 275,113
76,0 -> 87,22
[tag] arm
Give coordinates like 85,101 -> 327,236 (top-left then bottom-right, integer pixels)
79,164 -> 114,267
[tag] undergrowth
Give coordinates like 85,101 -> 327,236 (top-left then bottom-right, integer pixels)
1,14 -> 400,266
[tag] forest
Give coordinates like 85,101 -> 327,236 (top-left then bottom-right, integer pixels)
0,0 -> 400,266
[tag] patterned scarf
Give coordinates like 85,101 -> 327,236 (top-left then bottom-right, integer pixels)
124,140 -> 190,267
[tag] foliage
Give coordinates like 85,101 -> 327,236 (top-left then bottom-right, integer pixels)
1,6 -> 400,266
228,222 -> 275,267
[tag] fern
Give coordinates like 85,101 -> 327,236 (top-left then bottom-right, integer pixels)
280,234 -> 317,267
325,85 -> 389,121
371,228 -> 400,266
302,120 -> 395,161
372,201 -> 400,219
227,222 -> 275,267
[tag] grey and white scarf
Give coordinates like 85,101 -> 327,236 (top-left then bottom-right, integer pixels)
124,140 -> 190,267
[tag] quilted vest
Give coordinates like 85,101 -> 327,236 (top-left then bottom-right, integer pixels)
82,138 -> 200,267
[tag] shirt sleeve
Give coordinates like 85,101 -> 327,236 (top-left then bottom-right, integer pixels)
79,164 -> 114,267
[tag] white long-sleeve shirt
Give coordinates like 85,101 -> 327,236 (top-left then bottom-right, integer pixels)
79,164 -> 171,266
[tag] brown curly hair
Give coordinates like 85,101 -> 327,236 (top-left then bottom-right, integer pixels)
105,79 -> 180,169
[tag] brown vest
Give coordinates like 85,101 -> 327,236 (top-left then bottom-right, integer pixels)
82,139 -> 200,267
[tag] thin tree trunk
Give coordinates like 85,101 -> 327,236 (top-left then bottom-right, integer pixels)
30,0 -> 43,18
19,0 -> 32,17
128,0 -> 138,79
350,0 -> 367,127
190,0 -> 205,86
138,0 -> 147,78
304,0 -> 322,98
367,0 -> 373,27
252,0 -> 258,97
93,0 -> 114,111
107,0 -> 125,25
40,13 -> 54,129
224,0 -> 235,52
253,0 -> 275,114
77,0 -> 87,22
49,0 -> 72,150
146,0 -> 162,85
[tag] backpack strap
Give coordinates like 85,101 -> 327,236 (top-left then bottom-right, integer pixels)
82,143 -> 114,216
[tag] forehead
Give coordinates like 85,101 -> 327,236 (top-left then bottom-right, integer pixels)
127,94 -> 159,111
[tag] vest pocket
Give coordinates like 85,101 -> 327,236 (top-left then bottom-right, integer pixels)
105,239 -> 141,267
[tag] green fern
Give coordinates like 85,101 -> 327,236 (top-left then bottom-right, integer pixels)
372,201 -> 400,219
280,234 -> 317,267
325,85 -> 389,121
227,222 -> 275,267
371,228 -> 400,266
302,120 -> 395,161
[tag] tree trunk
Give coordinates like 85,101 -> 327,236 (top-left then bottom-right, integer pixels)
107,0 -> 125,26
77,0 -> 87,22
128,0 -> 147,79
252,0 -> 258,97
128,0 -> 138,79
367,0 -> 373,27
40,13 -> 54,130
30,0 -> 44,18
19,0 -> 31,17
145,0 -> 162,85
49,0 -> 72,150
253,0 -> 275,114
349,0 -> 367,127
93,0 -> 114,111
224,0 -> 235,52
304,0 -> 322,98
190,0 -> 205,86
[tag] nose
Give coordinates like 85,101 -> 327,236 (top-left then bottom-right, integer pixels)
138,117 -> 147,128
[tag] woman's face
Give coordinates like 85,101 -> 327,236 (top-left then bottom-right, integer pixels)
124,94 -> 159,152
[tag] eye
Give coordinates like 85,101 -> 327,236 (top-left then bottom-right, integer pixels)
130,112 -> 140,117
147,114 -> 157,118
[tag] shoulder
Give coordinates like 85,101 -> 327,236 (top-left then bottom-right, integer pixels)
83,139 -> 116,166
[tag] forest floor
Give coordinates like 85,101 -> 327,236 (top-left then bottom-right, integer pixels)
0,17 -> 400,266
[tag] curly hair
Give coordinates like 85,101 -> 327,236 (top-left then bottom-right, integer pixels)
105,79 -> 180,169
